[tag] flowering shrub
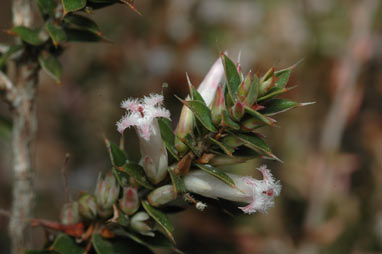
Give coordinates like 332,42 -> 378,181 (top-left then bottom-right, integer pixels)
28,54 -> 312,253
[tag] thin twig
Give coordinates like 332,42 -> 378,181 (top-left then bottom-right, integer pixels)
61,153 -> 71,203
0,71 -> 17,106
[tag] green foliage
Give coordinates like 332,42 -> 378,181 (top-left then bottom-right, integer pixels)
11,26 -> 46,46
62,0 -> 87,13
45,20 -> 67,46
158,118 -> 179,160
222,54 -> 241,102
38,53 -> 62,83
64,14 -> 103,36
180,99 -> 217,133
52,234 -> 84,254
142,201 -> 175,243
119,163 -> 154,189
110,142 -> 128,166
168,167 -> 186,195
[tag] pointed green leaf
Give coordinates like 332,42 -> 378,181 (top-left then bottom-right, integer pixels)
179,98 -> 216,133
64,28 -> 103,42
45,20 -> 67,45
117,210 -> 130,226
112,167 -> 129,187
158,118 -> 179,160
110,142 -> 127,166
11,26 -> 46,46
222,54 -> 241,102
25,250 -> 55,254
142,201 -> 175,243
243,74 -> 259,106
209,137 -> 234,156
118,163 -> 154,189
221,135 -> 243,149
260,99 -> 299,115
0,44 -> 23,69
64,14 -> 103,36
178,133 -> 202,157
244,106 -> 274,126
168,167 -> 186,195
257,85 -> 297,102
232,132 -> 281,162
194,163 -> 236,188
38,53 -> 62,83
93,233 -> 153,253
274,68 -> 291,88
221,109 -> 240,130
62,0 -> 86,13
114,229 -> 180,253
92,234 -> 113,254
37,0 -> 57,17
52,234 -> 84,254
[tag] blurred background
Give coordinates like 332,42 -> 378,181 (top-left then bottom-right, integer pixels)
0,0 -> 381,253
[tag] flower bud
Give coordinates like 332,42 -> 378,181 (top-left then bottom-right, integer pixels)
230,101 -> 245,121
95,172 -> 120,211
116,94 -> 170,184
119,187 -> 139,215
175,106 -> 193,153
238,71 -> 252,101
259,67 -> 275,96
78,194 -> 97,220
60,202 -> 80,225
131,212 -> 155,237
197,57 -> 225,106
211,86 -> 225,125
184,165 -> 281,214
147,185 -> 176,207
175,57 -> 225,152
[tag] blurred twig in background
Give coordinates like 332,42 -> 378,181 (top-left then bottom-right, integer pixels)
303,0 -> 380,252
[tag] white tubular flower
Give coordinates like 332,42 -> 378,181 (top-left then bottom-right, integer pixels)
184,165 -> 281,214
116,94 -> 170,184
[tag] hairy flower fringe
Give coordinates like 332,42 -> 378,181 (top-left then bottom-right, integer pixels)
117,94 -> 170,141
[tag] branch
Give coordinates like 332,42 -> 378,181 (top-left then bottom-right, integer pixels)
0,71 -> 18,106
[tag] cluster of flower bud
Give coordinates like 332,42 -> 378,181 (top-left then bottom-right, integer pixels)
58,52 -> 309,248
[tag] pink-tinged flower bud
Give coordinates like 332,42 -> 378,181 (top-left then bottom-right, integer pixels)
238,71 -> 252,101
78,194 -> 97,220
197,57 -> 225,106
147,185 -> 176,207
184,165 -> 281,214
95,172 -> 120,211
116,94 -> 170,184
230,101 -> 245,121
119,187 -> 139,215
60,202 -> 80,225
175,57 -> 225,152
175,106 -> 193,153
131,212 -> 155,237
259,67 -> 275,96
211,86 -> 225,125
